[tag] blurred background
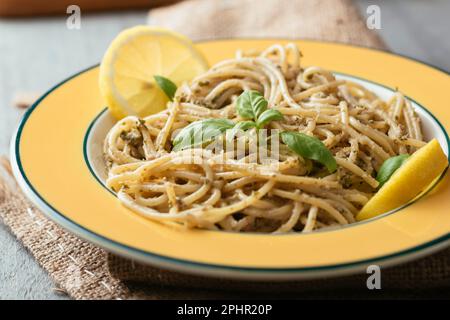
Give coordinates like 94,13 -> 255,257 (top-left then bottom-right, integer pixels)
0,0 -> 448,299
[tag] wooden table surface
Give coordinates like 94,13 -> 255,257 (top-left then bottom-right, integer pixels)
0,0 -> 449,299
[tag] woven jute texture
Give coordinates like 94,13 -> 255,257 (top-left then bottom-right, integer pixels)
147,0 -> 386,48
1,0 -> 449,300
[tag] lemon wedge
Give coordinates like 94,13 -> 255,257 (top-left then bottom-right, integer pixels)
357,139 -> 448,221
99,26 -> 208,119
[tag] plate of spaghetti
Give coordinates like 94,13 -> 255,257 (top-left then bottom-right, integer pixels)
11,32 -> 450,279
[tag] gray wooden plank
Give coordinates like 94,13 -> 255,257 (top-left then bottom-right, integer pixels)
356,0 -> 450,71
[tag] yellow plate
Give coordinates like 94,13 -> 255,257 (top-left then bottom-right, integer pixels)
11,39 -> 450,280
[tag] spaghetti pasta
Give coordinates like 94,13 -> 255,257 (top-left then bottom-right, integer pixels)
103,43 -> 424,233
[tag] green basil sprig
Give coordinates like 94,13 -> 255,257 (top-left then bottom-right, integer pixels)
256,109 -> 284,128
280,131 -> 337,173
376,154 -> 410,187
235,90 -> 283,129
236,90 -> 267,119
226,121 -> 257,140
172,118 -> 234,151
154,75 -> 177,101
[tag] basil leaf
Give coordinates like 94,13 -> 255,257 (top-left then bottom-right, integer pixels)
154,75 -> 177,101
376,154 -> 410,187
172,118 -> 234,151
226,121 -> 257,140
256,109 -> 283,128
281,131 -> 337,173
236,90 -> 267,120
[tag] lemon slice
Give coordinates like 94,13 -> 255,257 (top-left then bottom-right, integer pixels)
99,26 -> 208,119
357,139 -> 448,221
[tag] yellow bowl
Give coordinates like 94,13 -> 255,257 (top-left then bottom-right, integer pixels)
11,39 -> 450,280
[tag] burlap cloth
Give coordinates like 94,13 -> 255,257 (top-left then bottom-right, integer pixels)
1,0 -> 449,300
